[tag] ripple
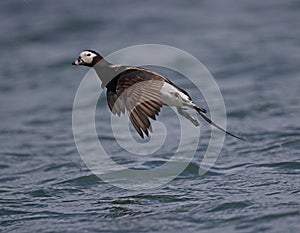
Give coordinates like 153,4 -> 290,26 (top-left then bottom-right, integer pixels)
251,161 -> 300,170
57,174 -> 100,186
0,208 -> 29,216
248,211 -> 300,223
206,201 -> 251,213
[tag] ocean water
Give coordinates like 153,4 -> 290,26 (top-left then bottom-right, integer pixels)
1,0 -> 300,232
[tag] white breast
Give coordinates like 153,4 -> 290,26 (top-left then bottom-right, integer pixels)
160,82 -> 191,107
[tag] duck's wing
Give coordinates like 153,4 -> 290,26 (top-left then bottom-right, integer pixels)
107,68 -> 165,138
107,90 -> 126,116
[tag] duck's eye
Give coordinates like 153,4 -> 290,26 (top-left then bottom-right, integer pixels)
86,53 -> 91,57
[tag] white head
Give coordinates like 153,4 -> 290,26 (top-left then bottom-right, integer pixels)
72,50 -> 103,67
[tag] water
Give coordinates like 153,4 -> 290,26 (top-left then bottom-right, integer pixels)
1,0 -> 300,232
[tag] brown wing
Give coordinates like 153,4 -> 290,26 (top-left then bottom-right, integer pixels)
108,68 -> 165,138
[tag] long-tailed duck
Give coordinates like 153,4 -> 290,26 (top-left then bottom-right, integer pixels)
72,50 -> 243,140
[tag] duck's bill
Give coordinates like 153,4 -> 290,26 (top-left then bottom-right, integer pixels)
72,58 -> 81,65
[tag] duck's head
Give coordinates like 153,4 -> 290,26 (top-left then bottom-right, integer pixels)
72,50 -> 103,67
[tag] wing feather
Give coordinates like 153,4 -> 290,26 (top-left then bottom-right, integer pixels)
106,68 -> 165,138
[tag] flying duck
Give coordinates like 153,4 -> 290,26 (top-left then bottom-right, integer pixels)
72,50 -> 243,140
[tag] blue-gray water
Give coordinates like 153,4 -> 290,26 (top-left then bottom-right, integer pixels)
1,0 -> 300,232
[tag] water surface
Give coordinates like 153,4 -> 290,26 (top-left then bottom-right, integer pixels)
1,0 -> 300,232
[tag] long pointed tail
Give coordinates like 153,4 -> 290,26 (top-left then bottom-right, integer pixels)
194,106 -> 245,140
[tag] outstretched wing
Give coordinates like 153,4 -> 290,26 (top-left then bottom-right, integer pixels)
106,68 -> 165,138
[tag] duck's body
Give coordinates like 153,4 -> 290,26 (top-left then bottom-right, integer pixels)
72,50 -> 243,140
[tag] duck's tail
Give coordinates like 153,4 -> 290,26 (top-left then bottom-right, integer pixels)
194,106 -> 245,140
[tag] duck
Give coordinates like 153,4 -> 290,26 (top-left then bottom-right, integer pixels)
72,50 -> 243,140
